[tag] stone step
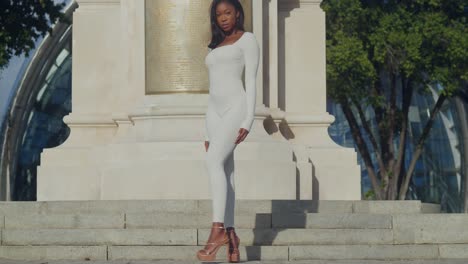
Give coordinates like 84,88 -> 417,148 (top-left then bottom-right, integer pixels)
109,244 -> 468,261
1,228 -> 434,246
0,212 -> 389,229
0,245 -> 107,261
0,199 -> 440,215
1,244 -> 468,261
276,212 -> 468,232
3,228 -> 393,245
270,260 -> 468,264
3,212 -> 466,230
3,212 -> 272,229
392,213 -> 468,244
0,199 -> 452,262
4,223 -> 468,246
1,261 -> 468,264
199,228 -> 395,245
273,212 -> 393,229
289,244 -> 464,261
3,213 -> 126,229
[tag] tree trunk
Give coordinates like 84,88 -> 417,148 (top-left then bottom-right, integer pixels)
354,102 -> 387,183
384,72 -> 397,197
389,77 -> 413,200
399,92 -> 447,200
341,100 -> 383,199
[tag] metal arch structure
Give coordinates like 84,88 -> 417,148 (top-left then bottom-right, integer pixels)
455,81 -> 468,212
0,2 -> 78,201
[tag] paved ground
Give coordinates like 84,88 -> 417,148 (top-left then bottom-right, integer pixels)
1,260 -> 468,264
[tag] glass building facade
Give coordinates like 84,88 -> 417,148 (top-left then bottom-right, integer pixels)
0,1 -> 75,200
0,1 -> 466,213
12,45 -> 72,200
327,85 -> 468,213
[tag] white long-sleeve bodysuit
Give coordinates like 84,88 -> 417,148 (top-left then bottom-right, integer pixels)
204,31 -> 260,226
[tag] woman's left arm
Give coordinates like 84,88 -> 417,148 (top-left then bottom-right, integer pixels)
239,33 -> 260,132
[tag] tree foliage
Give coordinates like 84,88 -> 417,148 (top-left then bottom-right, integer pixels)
321,0 -> 467,200
0,0 -> 67,71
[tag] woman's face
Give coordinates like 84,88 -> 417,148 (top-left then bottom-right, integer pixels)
215,2 -> 239,33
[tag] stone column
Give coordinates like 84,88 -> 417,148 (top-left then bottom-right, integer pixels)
276,0 -> 361,199
37,0 -> 122,200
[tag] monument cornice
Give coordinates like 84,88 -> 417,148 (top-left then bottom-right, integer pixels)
75,0 -> 120,6
279,0 -> 322,11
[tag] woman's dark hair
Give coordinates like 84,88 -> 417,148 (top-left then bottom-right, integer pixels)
208,0 -> 245,49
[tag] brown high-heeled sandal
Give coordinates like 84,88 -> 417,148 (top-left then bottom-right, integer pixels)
226,226 -> 240,263
197,222 -> 230,262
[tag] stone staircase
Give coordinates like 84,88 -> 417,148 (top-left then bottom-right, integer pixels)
0,199 -> 467,262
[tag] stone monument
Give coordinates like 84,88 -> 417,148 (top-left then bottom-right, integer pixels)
37,0 -> 361,201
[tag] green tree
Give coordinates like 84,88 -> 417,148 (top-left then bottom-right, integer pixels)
0,0 -> 68,72
321,0 -> 467,200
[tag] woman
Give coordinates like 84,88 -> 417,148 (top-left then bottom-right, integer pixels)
197,0 -> 259,262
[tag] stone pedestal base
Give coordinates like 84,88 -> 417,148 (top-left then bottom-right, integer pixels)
38,98 -> 298,201
38,141 -> 297,200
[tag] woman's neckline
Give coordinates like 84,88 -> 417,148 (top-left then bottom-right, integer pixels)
213,31 -> 247,50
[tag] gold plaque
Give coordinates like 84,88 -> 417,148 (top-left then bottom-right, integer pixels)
145,0 -> 252,94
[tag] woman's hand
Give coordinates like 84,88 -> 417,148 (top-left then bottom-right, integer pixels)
204,141 -> 210,152
235,128 -> 249,144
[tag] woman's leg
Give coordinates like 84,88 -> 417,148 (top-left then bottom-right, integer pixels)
205,98 -> 246,223
205,103 -> 226,223
224,151 -> 236,228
